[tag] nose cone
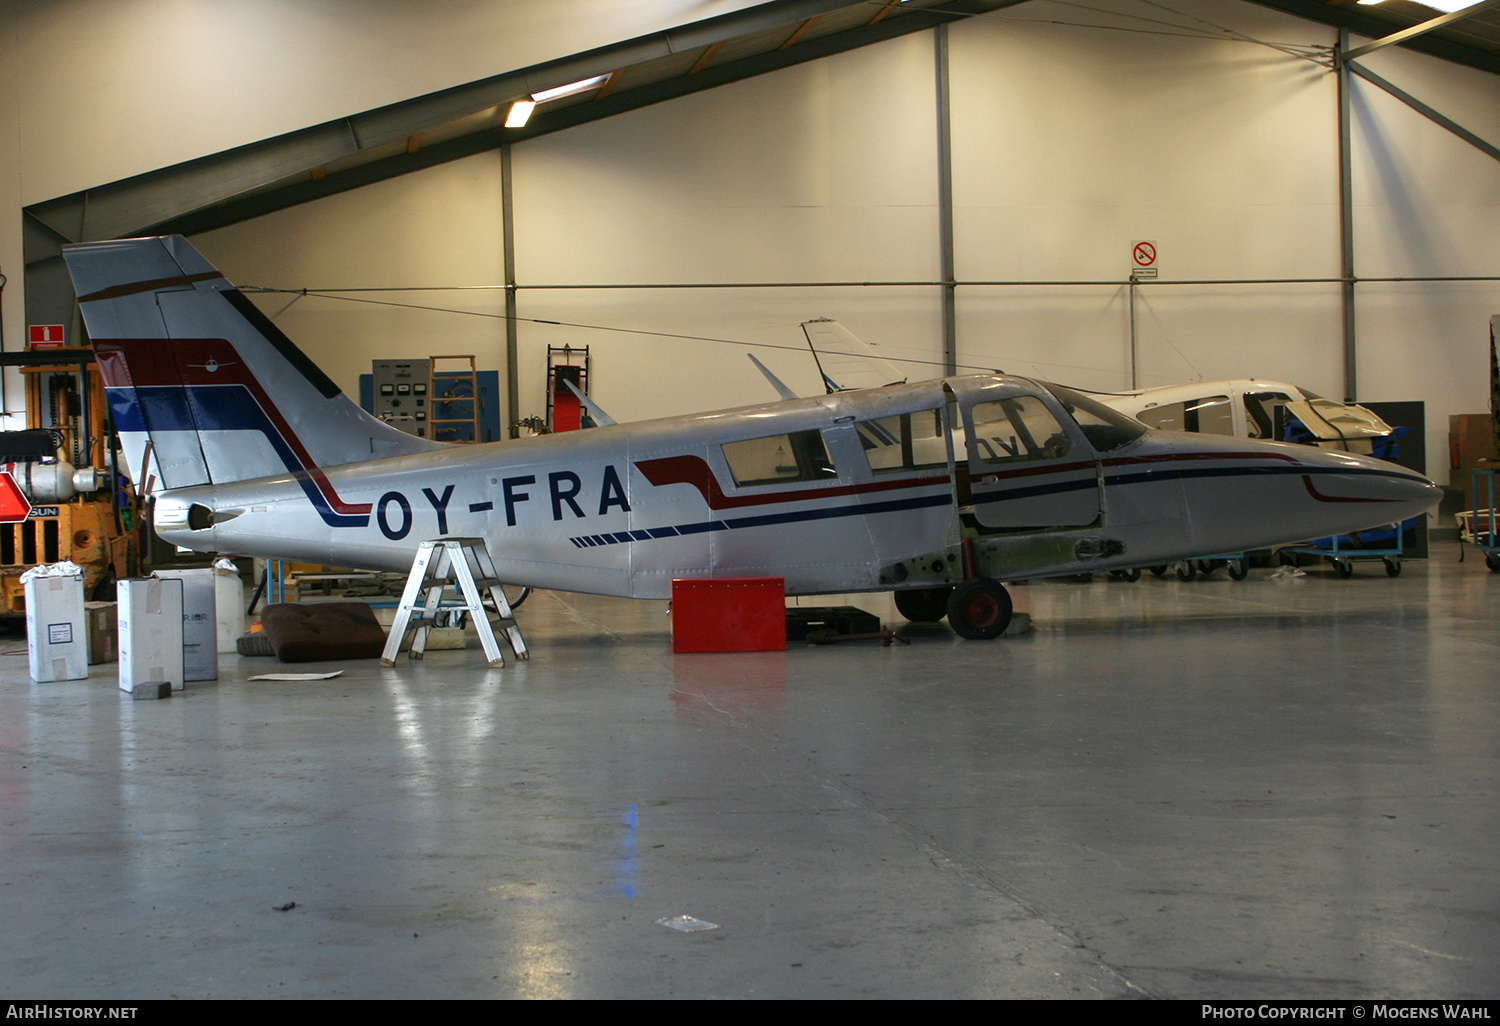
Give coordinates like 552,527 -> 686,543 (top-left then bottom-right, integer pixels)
1158,432 -> 1441,554
1288,444 -> 1443,524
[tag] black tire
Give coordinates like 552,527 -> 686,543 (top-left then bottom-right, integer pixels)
894,586 -> 952,623
89,567 -> 118,603
483,587 -> 532,614
1196,559 -> 1217,575
1149,565 -> 1169,577
1383,558 -> 1401,578
946,578 -> 1013,640
1116,567 -> 1141,583
1228,558 -> 1249,581
1175,561 -> 1197,582
1487,553 -> 1500,573
1334,559 -> 1354,579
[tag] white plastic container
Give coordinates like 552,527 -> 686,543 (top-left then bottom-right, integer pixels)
213,559 -> 243,654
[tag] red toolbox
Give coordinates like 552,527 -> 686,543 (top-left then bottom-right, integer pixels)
671,577 -> 786,653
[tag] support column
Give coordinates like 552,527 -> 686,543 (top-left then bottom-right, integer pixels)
936,25 -> 957,377
501,144 -> 521,439
1338,29 -> 1358,403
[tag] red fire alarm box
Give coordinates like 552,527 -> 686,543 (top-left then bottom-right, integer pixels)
671,577 -> 786,653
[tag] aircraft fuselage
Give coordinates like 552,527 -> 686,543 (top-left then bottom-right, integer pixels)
154,375 -> 1441,598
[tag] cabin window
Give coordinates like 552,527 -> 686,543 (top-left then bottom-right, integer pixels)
969,396 -> 1071,463
1135,395 -> 1233,436
857,408 -> 947,473
721,429 -> 835,487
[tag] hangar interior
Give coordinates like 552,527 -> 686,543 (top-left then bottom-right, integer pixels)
0,0 -> 1497,1001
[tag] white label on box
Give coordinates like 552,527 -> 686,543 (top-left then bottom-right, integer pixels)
47,622 -> 73,645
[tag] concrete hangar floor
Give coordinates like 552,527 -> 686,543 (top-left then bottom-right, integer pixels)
0,542 -> 1495,1000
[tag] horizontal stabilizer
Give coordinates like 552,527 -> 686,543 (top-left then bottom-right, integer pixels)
748,354 -> 801,401
564,379 -> 615,427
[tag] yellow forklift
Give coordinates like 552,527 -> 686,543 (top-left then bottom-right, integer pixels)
0,346 -> 136,612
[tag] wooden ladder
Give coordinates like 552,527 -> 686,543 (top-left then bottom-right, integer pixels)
428,354 -> 480,443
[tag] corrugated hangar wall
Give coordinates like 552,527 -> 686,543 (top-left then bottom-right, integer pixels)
5,0 -> 1499,483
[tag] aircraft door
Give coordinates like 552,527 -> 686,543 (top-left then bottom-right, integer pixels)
955,386 -> 1101,530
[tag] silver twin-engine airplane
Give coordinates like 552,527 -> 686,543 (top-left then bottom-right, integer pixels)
64,236 -> 1441,639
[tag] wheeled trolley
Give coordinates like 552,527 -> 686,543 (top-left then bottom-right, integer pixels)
1279,523 -> 1407,578
1459,468 -> 1500,573
1143,554 -> 1250,581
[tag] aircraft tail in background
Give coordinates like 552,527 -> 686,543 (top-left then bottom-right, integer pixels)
801,318 -> 907,394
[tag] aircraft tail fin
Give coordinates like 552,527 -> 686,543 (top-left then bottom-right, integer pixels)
63,236 -> 443,494
801,319 -> 906,393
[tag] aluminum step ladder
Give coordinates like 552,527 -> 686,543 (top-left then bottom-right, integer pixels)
381,538 -> 528,667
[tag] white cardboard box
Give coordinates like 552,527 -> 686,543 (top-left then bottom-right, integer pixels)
84,601 -> 118,664
118,578 -> 184,693
25,571 -> 88,682
214,566 -> 243,654
152,569 -> 218,681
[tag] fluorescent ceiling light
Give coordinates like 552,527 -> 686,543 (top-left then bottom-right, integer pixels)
1416,0 -> 1489,11
531,75 -> 610,104
1361,0 -> 1487,8
505,100 -> 535,128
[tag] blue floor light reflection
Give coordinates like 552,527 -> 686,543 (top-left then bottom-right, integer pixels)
617,803 -> 638,899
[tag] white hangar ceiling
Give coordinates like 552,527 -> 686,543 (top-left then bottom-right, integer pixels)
22,0 -> 1500,251
19,0 -> 1500,336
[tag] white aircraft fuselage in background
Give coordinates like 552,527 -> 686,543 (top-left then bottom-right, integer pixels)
65,237 -> 1442,639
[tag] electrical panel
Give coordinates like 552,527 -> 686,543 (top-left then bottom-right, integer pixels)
360,359 -> 502,443
369,359 -> 431,438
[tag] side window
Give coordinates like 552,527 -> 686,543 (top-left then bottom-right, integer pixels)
721,429 -> 835,487
1191,396 -> 1234,435
969,396 -> 1070,463
856,408 -> 946,473
1136,401 -> 1186,431
1137,396 -> 1232,435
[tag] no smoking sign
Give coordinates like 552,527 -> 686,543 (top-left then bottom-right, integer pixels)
1132,240 -> 1159,279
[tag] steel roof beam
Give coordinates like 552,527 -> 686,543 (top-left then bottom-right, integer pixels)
1348,60 -> 1500,164
1245,0 -> 1500,75
1340,0 -> 1500,65
104,1 -> 1015,240
25,0 -> 961,249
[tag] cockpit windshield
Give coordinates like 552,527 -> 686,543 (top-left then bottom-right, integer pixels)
1045,384 -> 1149,452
